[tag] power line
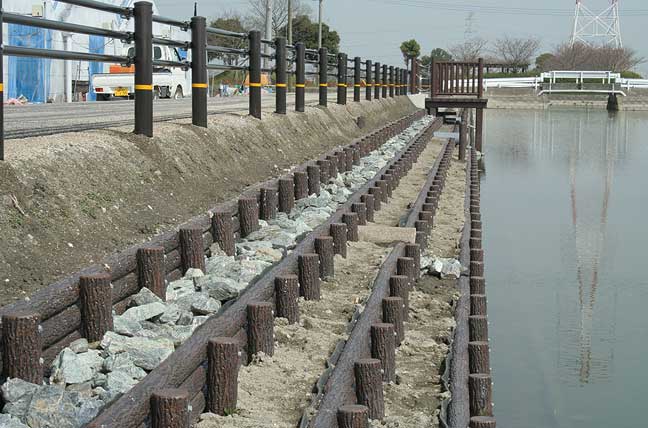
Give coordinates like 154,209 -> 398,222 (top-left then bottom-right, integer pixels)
365,0 -> 648,16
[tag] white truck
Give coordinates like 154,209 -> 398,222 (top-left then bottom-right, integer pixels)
92,45 -> 190,101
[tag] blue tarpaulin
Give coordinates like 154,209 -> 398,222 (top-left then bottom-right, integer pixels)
7,24 -> 51,103
87,36 -> 105,101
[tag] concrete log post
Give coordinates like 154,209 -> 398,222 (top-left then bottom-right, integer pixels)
354,359 -> 385,420
331,223 -> 348,258
299,254 -> 321,300
294,171 -> 309,200
274,274 -> 300,324
247,302 -> 274,362
389,275 -> 410,320
278,178 -> 295,213
80,273 -> 113,342
361,195 -> 375,222
238,198 -> 260,238
1,312 -> 42,384
260,188 -> 278,221
212,211 -> 235,256
370,323 -> 396,383
382,297 -> 404,346
137,247 -> 166,300
150,389 -> 190,428
343,212 -> 360,242
315,236 -> 335,279
207,338 -> 240,415
338,405 -> 369,428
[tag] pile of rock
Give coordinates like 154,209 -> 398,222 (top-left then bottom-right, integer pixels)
0,117 -> 433,428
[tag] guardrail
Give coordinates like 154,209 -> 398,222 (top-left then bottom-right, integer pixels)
430,58 -> 485,98
0,0 -> 413,161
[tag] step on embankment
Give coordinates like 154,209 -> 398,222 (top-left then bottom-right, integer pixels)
0,110 -> 438,428
0,97 -> 416,306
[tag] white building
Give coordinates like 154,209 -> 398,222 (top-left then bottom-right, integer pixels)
2,0 -> 189,103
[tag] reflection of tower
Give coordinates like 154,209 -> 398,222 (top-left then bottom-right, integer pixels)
566,113 -> 622,384
571,0 -> 623,48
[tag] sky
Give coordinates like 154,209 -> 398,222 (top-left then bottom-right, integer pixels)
154,0 -> 648,72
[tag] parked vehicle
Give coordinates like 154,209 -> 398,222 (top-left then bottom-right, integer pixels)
92,45 -> 189,101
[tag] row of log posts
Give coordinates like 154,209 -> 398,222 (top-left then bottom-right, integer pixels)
142,113 -> 425,427
336,121 -> 443,427
467,147 -> 496,428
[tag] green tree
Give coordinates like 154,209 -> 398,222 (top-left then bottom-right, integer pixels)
400,39 -> 421,65
283,15 -> 340,54
535,52 -> 555,71
208,14 -> 249,64
421,48 -> 453,68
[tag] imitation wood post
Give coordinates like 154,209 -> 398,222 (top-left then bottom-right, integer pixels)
278,178 -> 295,213
179,227 -> 206,273
150,388 -> 190,428
337,405 -> 369,428
274,274 -> 300,324
330,223 -> 348,258
247,302 -> 274,362
207,338 -> 240,415
1,311 -> 42,384
79,273 -> 113,343
137,246 -> 166,300
315,236 -> 335,279
260,187 -> 278,221
298,254 -> 321,300
370,323 -> 396,383
212,211 -> 235,256
382,297 -> 404,346
389,275 -> 410,321
354,358 -> 385,420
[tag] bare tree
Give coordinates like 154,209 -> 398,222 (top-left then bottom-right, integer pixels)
492,35 -> 540,68
547,42 -> 644,72
448,38 -> 488,62
246,0 -> 311,37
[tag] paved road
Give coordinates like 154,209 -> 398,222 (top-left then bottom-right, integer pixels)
4,91 -> 358,139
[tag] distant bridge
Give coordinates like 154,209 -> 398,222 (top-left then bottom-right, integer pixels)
482,70 -> 648,96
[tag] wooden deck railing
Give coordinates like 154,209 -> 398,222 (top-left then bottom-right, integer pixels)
430,58 -> 484,99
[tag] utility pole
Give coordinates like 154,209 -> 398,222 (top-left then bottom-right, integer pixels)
288,0 -> 293,45
318,0 -> 323,49
264,0 -> 274,68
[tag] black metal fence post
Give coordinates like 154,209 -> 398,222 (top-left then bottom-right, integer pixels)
295,42 -> 305,112
191,16 -> 207,128
249,30 -> 262,119
375,62 -> 381,100
402,68 -> 407,95
395,67 -> 400,96
354,56 -> 361,102
134,1 -> 153,137
1,0 -> 4,161
337,53 -> 347,105
319,47 -> 328,107
366,59 -> 372,101
382,64 -> 388,98
389,66 -> 394,97
275,37 -> 287,114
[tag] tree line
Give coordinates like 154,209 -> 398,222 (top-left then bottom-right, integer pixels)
399,36 -> 644,75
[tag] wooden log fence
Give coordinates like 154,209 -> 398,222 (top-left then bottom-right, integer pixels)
0,110 -> 429,384
85,113 -> 443,427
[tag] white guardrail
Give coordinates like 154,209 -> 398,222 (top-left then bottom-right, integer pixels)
480,71 -> 648,93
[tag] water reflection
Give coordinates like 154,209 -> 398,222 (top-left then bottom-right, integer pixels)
483,109 -> 648,428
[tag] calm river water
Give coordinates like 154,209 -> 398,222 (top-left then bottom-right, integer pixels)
482,109 -> 648,428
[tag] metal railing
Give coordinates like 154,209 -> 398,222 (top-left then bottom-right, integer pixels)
0,0 -> 413,161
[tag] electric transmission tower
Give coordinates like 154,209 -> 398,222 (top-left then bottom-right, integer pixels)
571,0 -> 623,48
